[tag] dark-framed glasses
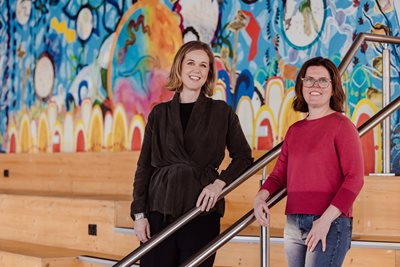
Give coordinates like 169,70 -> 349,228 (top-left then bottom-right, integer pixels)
301,77 -> 331,88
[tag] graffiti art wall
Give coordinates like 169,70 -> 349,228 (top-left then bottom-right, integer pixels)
0,0 -> 399,173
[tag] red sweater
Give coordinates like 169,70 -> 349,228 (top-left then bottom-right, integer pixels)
262,112 -> 364,217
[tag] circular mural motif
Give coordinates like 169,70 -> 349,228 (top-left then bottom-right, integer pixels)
34,53 -> 55,100
281,0 -> 326,49
108,1 -> 182,119
16,0 -> 31,25
77,7 -> 94,41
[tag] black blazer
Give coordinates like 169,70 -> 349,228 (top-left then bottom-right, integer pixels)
131,93 -> 253,219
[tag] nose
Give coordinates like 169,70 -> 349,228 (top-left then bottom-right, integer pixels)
311,80 -> 321,88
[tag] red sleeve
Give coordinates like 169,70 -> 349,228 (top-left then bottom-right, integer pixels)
261,128 -> 290,195
331,118 -> 364,214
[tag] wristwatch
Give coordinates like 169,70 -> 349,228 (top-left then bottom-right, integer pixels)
134,212 -> 146,221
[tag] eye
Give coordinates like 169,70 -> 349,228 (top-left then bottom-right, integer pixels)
304,77 -> 315,83
200,63 -> 208,68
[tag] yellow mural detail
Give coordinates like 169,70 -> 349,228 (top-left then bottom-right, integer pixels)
50,17 -> 76,43
19,114 -> 31,153
88,105 -> 104,152
74,119 -> 87,152
38,112 -> 50,152
129,114 -> 146,150
112,104 -> 128,151
52,121 -> 63,152
7,123 -> 18,153
278,87 -> 305,141
252,105 -> 278,150
351,98 -> 382,173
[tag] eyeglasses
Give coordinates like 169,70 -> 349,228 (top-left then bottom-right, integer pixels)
301,77 -> 331,88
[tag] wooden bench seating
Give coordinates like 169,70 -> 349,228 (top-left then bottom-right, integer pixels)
1,151 -> 400,266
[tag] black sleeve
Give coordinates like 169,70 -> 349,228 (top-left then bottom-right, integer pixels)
130,108 -> 156,219
218,107 -> 253,185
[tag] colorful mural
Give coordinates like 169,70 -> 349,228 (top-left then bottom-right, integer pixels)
0,0 -> 399,173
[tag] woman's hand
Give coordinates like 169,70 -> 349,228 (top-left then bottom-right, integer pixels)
196,179 -> 226,211
306,205 -> 341,252
305,218 -> 331,252
253,190 -> 270,227
134,218 -> 151,243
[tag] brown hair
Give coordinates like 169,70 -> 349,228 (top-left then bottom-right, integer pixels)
292,57 -> 345,113
165,41 -> 216,96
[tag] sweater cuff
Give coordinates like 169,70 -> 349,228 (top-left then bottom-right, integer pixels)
261,179 -> 281,196
331,187 -> 358,215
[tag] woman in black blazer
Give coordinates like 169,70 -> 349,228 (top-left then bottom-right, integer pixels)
131,40 -> 252,267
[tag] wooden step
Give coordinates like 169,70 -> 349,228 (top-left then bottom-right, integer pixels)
71,238 -> 400,267
215,241 -> 399,267
0,239 -> 120,267
0,152 -> 138,196
0,193 -> 137,256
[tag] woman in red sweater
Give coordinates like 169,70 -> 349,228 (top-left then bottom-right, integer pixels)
253,57 -> 364,267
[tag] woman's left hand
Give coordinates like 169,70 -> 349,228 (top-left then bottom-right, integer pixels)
196,179 -> 226,211
305,218 -> 331,252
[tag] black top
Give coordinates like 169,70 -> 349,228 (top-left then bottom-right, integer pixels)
180,102 -> 195,133
131,93 -> 253,219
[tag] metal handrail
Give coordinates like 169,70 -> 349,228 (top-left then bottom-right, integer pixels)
113,140 -> 284,267
338,33 -> 400,76
182,95 -> 400,267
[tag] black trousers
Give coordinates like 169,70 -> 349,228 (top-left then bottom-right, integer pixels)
140,211 -> 221,267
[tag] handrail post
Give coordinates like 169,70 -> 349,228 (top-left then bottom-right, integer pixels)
382,44 -> 393,175
370,43 -> 395,176
260,167 -> 270,267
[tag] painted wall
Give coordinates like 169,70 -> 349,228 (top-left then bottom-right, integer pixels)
0,0 -> 399,173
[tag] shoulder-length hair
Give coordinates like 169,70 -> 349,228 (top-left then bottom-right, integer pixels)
165,41 -> 216,96
292,57 -> 345,113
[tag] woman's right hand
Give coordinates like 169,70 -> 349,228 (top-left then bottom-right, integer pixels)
253,189 -> 271,227
134,218 -> 151,243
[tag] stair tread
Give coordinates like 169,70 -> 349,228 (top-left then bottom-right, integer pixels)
0,239 -> 122,260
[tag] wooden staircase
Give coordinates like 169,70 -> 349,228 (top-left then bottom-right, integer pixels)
0,151 -> 399,266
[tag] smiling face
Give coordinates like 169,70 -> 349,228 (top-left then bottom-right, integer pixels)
180,49 -> 210,94
302,65 -> 333,110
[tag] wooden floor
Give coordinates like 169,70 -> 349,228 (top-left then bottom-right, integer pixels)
0,151 -> 399,266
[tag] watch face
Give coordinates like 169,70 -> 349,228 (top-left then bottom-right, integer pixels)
16,0 -> 32,25
282,0 -> 326,49
134,213 -> 145,220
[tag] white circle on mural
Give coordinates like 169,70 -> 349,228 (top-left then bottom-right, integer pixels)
179,0 -> 219,43
77,7 -> 93,41
16,0 -> 32,25
34,54 -> 55,99
282,0 -> 326,49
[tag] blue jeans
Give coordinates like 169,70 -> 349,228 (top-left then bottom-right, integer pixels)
284,214 -> 352,267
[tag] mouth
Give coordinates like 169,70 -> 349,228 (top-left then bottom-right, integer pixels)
309,91 -> 322,96
189,75 -> 201,81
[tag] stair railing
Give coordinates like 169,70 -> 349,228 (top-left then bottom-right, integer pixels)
339,33 -> 400,175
